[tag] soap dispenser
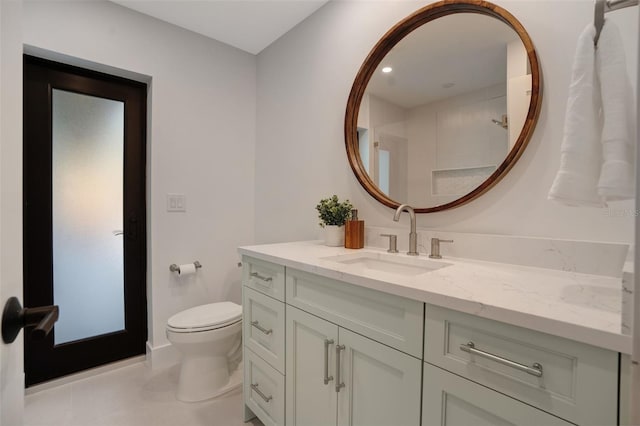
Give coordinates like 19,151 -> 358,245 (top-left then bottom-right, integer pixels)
345,209 -> 364,249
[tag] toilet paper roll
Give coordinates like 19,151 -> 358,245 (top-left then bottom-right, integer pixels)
178,263 -> 197,276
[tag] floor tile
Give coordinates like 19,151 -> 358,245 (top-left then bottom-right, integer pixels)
25,362 -> 263,426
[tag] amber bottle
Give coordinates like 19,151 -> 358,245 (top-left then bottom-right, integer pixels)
345,209 -> 364,249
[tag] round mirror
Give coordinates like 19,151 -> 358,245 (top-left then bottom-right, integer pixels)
345,0 -> 542,213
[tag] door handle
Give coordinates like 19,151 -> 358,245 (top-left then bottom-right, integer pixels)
249,272 -> 273,283
335,344 -> 345,392
250,383 -> 273,403
460,341 -> 543,377
250,320 -> 273,335
324,339 -> 334,385
2,297 -> 59,343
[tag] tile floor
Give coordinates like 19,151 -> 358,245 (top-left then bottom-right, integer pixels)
25,362 -> 263,426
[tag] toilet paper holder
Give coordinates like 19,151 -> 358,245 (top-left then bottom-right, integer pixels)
169,261 -> 202,273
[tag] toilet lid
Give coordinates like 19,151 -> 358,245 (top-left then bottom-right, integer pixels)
167,302 -> 242,331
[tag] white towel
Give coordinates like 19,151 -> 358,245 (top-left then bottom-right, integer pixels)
596,22 -> 636,200
548,22 -> 635,207
548,25 -> 605,207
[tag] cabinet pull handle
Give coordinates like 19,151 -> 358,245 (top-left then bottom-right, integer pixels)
251,320 -> 273,335
250,383 -> 273,403
335,344 -> 345,392
460,341 -> 543,377
250,272 -> 273,282
324,339 -> 334,384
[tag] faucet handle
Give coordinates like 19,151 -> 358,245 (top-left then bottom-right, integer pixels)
429,238 -> 454,259
380,234 -> 399,253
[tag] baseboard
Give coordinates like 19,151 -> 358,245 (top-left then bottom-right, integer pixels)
26,343 -> 181,394
26,355 -> 146,395
146,341 -> 180,370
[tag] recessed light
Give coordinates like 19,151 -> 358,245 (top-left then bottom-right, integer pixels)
382,67 -> 392,73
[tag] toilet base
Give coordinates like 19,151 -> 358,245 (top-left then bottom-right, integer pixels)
166,306 -> 243,403
208,362 -> 242,399
176,359 -> 242,402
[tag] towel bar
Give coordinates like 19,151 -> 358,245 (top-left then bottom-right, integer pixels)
594,0 -> 638,46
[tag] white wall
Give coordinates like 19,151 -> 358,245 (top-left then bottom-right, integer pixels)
23,1 -> 257,356
256,0 -> 638,244
1,0 -> 25,423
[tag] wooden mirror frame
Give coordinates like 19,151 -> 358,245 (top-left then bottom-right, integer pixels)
344,0 -> 542,213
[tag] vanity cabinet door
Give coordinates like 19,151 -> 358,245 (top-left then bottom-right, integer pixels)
424,304 -> 618,425
286,306 -> 339,426
422,363 -> 572,426
244,349 -> 285,426
337,328 -> 422,426
244,287 -> 286,374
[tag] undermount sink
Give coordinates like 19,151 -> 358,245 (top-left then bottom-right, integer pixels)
322,252 -> 450,277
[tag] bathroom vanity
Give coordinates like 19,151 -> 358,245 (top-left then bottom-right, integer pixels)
240,239 -> 630,426
237,0 -> 633,423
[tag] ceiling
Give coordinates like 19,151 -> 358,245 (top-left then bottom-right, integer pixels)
111,0 -> 329,55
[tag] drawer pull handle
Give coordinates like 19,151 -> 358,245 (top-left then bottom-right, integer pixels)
335,344 -> 345,392
251,320 -> 273,335
460,341 -> 543,377
250,272 -> 273,283
324,339 -> 334,385
250,383 -> 273,403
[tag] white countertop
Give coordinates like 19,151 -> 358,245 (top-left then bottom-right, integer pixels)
239,240 -> 632,354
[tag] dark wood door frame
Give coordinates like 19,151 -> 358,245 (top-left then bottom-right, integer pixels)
23,55 -> 147,386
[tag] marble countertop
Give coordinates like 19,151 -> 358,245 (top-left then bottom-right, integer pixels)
239,241 -> 632,354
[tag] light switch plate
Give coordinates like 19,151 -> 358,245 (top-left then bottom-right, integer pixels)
167,193 -> 186,212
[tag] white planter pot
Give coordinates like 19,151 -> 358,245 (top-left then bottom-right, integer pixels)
324,225 -> 345,247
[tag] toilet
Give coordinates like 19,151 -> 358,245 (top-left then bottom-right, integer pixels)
166,301 -> 243,402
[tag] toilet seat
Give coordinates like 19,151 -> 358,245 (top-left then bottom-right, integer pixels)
167,301 -> 242,333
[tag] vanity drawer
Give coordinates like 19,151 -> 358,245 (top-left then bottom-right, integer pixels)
244,348 -> 285,426
243,286 -> 285,373
424,305 -> 618,426
286,267 -> 424,358
422,363 -> 572,426
243,256 -> 285,301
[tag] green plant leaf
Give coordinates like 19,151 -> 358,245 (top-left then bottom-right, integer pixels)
315,195 -> 353,227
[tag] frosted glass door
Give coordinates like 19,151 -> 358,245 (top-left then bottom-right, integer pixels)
52,89 -> 125,345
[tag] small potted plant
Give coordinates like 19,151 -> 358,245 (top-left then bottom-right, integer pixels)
316,195 -> 353,246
